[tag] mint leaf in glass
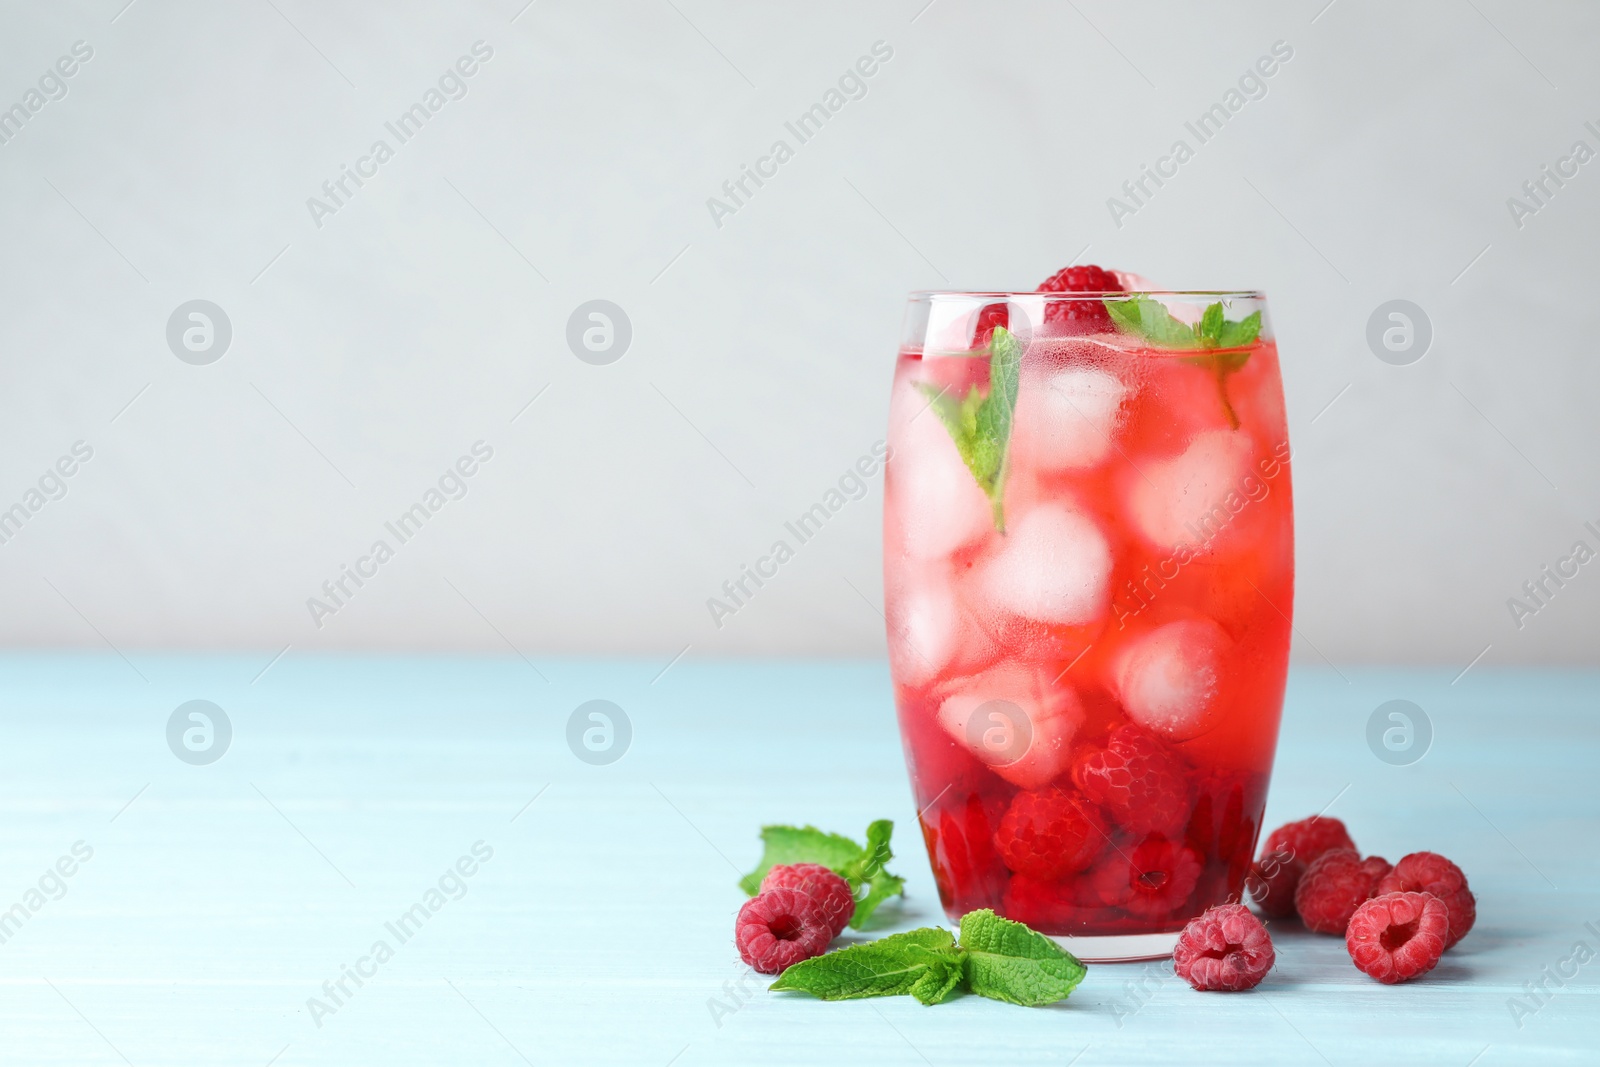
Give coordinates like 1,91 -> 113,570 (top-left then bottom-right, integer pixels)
1104,297 -> 1262,429
957,909 -> 1088,1007
739,820 -> 906,928
770,928 -> 967,1005
919,325 -> 1023,531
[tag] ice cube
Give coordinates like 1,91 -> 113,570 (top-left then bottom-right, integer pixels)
1125,428 -> 1254,554
887,381 -> 994,560
937,665 -> 1082,789
1113,616 -> 1231,741
889,582 -> 963,688
1013,365 -> 1128,471
977,504 -> 1111,625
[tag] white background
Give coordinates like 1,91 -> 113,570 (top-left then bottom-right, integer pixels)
0,0 -> 1596,666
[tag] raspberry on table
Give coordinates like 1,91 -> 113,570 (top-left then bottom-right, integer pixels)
1037,263 -> 1124,333
1293,849 -> 1391,934
1093,835 -> 1202,919
1249,815 -> 1357,918
1346,891 -> 1449,984
1173,903 -> 1275,991
1073,726 -> 1192,837
1376,851 -> 1476,949
760,863 -> 855,939
994,787 -> 1108,881
736,888 -> 833,975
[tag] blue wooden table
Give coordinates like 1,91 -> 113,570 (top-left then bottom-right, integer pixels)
0,655 -> 1594,1065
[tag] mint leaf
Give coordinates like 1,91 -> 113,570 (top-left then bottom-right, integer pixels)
1107,298 -> 1262,431
850,870 -> 907,930
1215,309 -> 1261,349
957,909 -> 1087,1007
1104,296 -> 1199,349
738,826 -> 867,896
739,820 -> 906,927
839,819 -> 903,929
770,928 -> 966,1005
918,325 -> 1022,531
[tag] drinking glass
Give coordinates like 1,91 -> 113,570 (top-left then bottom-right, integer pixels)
882,290 -> 1292,960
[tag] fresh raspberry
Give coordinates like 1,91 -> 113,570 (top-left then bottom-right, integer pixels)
1093,836 -> 1202,919
759,863 -> 855,939
994,787 -> 1108,881
1293,849 -> 1391,934
1001,873 -> 1098,932
971,302 -> 1009,347
1037,264 -> 1123,333
922,791 -> 1010,915
1172,903 -> 1275,991
1073,726 -> 1192,837
1185,772 -> 1265,905
1376,852 -> 1476,950
1346,891 -> 1449,984
1248,816 -> 1357,917
735,888 -> 832,974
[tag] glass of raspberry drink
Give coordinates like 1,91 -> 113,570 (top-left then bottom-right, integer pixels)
882,269 -> 1292,961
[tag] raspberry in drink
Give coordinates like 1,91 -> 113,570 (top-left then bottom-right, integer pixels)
882,270 -> 1293,960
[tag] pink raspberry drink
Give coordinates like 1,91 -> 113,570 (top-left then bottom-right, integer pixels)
883,273 -> 1293,961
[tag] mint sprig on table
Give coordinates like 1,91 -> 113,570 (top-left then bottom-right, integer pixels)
739,820 -> 905,929
1104,296 -> 1262,429
770,910 -> 1087,1007
918,325 -> 1022,532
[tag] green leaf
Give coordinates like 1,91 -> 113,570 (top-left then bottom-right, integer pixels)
1216,309 -> 1262,349
738,826 -> 868,896
1104,296 -> 1199,349
917,326 -> 1023,531
1110,299 -> 1263,431
850,870 -> 906,930
839,819 -> 904,928
957,909 -> 1087,1007
770,928 -> 967,1005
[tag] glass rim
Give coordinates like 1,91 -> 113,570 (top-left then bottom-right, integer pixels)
909,289 -> 1266,300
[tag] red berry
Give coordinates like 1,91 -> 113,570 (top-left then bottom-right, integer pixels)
1249,816 -> 1357,917
1038,264 -> 1123,334
994,787 -> 1108,881
971,302 -> 1009,347
1073,726 -> 1191,837
1346,891 -> 1449,984
1293,849 -> 1391,934
735,888 -> 832,974
1376,852 -> 1476,950
1001,873 -> 1097,931
922,791 -> 1009,915
1173,903 -> 1275,991
1093,835 -> 1202,919
1265,815 -> 1357,863
759,863 -> 855,939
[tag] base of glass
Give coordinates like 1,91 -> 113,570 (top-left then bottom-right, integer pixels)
1047,930 -> 1181,963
